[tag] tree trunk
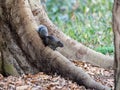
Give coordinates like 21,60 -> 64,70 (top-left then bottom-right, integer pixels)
113,0 -> 120,89
0,0 -> 110,89
30,0 -> 114,69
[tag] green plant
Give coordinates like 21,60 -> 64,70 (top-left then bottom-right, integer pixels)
46,0 -> 114,54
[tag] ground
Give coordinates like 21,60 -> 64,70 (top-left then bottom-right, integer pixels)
0,61 -> 114,90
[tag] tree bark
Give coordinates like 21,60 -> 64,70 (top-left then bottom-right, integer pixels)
113,0 -> 120,89
30,0 -> 114,69
0,0 -> 111,89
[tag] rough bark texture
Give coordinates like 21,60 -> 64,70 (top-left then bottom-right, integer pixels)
113,0 -> 120,89
0,0 -> 111,89
30,0 -> 114,69
0,21 -> 39,76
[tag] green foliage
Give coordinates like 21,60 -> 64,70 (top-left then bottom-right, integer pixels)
95,46 -> 114,54
46,0 -> 114,54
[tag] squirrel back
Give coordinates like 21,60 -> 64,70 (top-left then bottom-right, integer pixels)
37,25 -> 48,38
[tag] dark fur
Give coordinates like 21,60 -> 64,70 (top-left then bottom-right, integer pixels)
37,25 -> 64,50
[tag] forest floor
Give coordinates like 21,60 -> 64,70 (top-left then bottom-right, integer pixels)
0,61 -> 114,90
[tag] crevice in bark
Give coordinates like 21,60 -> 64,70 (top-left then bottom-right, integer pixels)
1,50 -> 7,76
8,22 -> 38,73
0,19 -> 39,75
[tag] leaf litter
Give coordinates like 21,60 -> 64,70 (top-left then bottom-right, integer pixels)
0,61 -> 114,90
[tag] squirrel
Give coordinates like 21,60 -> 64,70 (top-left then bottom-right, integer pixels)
37,25 -> 64,50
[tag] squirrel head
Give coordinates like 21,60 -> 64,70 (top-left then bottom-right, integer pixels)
57,41 -> 64,47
